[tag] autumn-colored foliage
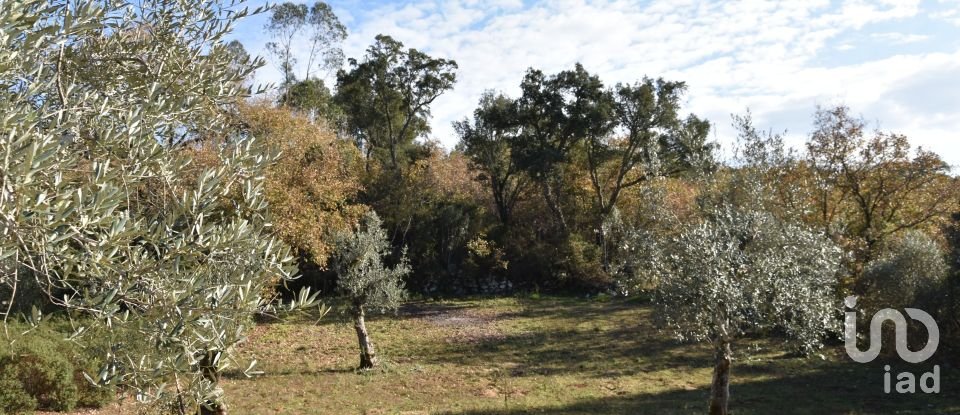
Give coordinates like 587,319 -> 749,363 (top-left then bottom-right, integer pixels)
242,101 -> 366,268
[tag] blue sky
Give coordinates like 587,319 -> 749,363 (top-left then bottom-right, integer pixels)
230,0 -> 960,168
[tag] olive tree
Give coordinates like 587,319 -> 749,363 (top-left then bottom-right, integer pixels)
331,211 -> 409,369
0,1 -> 319,413
655,206 -> 841,415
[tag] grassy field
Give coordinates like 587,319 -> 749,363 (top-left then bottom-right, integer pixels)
71,296 -> 958,414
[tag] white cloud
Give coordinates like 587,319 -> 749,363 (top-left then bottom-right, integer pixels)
235,0 -> 960,169
871,32 -> 930,44
931,7 -> 960,26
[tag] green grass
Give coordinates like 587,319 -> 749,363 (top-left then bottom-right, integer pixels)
64,297 -> 960,414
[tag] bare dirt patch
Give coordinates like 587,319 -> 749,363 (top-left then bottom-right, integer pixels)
402,302 -> 506,344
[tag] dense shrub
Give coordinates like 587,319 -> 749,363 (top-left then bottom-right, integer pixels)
502,233 -> 608,293
0,336 -> 77,412
73,353 -> 115,409
0,325 -> 115,414
462,232 -> 511,294
942,212 -> 960,360
556,234 -> 608,290
0,366 -> 36,414
860,230 -> 948,311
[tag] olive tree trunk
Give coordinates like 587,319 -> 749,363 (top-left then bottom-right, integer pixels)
708,340 -> 732,415
352,301 -> 379,369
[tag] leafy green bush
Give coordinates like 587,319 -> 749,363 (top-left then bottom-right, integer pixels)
0,365 -> 36,414
860,230 -> 948,311
945,213 -> 960,362
73,354 -> 115,409
0,336 -> 78,412
502,233 -> 606,293
0,325 -> 116,414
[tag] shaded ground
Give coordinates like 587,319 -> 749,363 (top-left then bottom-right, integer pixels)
58,297 -> 960,414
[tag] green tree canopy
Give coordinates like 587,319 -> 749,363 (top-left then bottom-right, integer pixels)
454,91 -> 527,225
335,34 -> 458,171
510,64 -> 613,235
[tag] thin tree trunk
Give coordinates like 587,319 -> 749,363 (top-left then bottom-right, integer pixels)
197,350 -> 226,415
492,177 -> 510,226
540,180 -> 568,236
709,341 -> 732,415
595,213 -> 611,272
353,302 -> 378,369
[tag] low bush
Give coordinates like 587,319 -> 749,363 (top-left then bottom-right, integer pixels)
859,231 -> 949,356
0,334 -> 77,412
0,366 -> 36,414
0,323 -> 115,414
